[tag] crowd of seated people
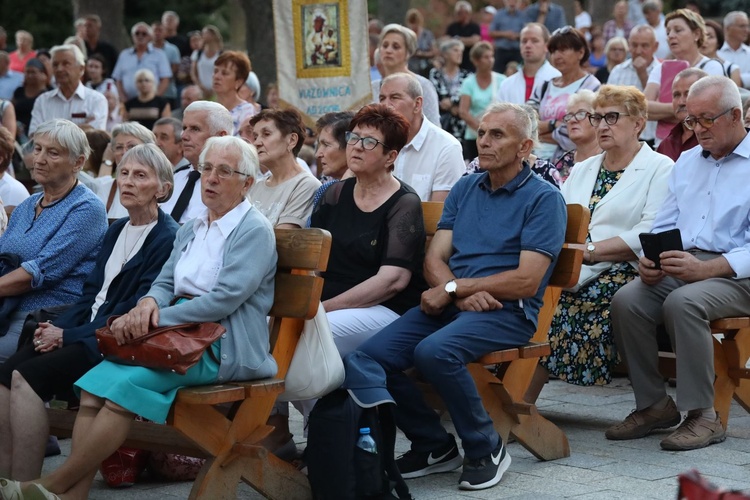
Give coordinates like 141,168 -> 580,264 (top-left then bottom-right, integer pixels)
1,2 -> 750,497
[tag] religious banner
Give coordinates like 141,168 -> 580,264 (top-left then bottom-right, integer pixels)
273,0 -> 372,127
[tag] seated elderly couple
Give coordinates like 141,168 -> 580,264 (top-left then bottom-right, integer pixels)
0,118 -> 277,499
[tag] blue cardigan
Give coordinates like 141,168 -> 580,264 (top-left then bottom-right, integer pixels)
57,209 -> 179,362
146,205 -> 278,383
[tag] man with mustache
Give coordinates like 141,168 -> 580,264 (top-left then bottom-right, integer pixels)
656,68 -> 706,161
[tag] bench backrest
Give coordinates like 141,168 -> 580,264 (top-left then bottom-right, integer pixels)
421,202 -> 589,288
268,228 -> 332,379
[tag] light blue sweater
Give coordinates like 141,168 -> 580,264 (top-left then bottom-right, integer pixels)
146,206 -> 278,383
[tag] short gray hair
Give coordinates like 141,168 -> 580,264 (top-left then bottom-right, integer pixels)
134,68 -> 155,83
118,143 -> 175,203
381,72 -> 422,99
724,11 -> 748,31
482,102 -> 533,143
199,136 -> 260,179
50,44 -> 85,67
440,38 -> 464,54
519,104 -> 540,150
455,0 -> 472,13
629,24 -> 656,40
154,117 -> 183,142
688,75 -> 742,113
674,67 -> 708,86
184,101 -> 233,135
131,22 -> 153,37
380,24 -> 417,58
111,122 -> 156,148
567,89 -> 597,111
33,119 -> 91,163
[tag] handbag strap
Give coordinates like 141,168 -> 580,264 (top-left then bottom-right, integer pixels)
105,315 -> 203,344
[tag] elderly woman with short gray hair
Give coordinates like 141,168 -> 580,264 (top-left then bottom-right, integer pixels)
429,38 -> 469,140
0,143 -> 179,483
0,119 -> 108,363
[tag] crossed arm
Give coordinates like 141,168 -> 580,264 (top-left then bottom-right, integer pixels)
420,229 -> 552,315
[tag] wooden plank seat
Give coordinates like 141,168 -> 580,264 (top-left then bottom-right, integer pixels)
48,228 -> 332,499
418,202 -> 590,461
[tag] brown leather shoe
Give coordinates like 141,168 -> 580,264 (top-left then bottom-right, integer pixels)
660,414 -> 726,451
605,397 -> 681,440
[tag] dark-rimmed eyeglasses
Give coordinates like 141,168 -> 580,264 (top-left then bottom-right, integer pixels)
563,111 -> 590,123
345,131 -> 391,151
196,163 -> 248,179
683,108 -> 733,131
588,112 -> 631,127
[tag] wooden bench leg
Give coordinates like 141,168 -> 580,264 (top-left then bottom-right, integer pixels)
239,447 -> 312,500
468,363 -> 570,461
189,456 -> 245,500
734,380 -> 750,414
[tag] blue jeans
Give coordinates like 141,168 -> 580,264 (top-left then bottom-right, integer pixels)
358,303 -> 534,459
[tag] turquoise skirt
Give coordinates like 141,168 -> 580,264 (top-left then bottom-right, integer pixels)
75,341 -> 220,423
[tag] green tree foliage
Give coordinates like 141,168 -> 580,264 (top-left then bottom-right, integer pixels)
0,0 -> 74,49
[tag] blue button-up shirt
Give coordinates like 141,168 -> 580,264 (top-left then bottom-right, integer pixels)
112,44 -> 173,100
0,70 -> 23,100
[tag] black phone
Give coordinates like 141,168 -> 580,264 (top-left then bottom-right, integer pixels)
639,229 -> 683,269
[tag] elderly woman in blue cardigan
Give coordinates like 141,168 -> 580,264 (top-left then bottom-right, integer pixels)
0,119 -> 108,362
0,144 -> 178,483
2,136 -> 277,500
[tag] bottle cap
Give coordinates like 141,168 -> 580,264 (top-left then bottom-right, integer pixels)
359,427 -> 370,434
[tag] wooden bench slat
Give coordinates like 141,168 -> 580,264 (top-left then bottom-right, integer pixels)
519,342 -> 551,359
549,247 -> 585,289
478,349 -> 520,364
175,384 -> 247,405
274,228 -> 332,271
711,317 -> 750,330
270,273 -> 324,320
234,378 -> 285,397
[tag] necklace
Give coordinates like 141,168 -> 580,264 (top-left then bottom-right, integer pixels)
36,180 -> 78,211
121,218 -> 156,268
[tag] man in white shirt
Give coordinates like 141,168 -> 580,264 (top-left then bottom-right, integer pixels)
609,25 -> 659,144
718,11 -> 750,88
608,76 -> 750,451
496,23 -> 560,105
641,1 -> 669,60
160,101 -> 232,223
379,73 -> 463,202
29,44 -> 108,134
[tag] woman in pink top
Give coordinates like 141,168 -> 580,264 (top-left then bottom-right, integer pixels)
8,31 -> 36,73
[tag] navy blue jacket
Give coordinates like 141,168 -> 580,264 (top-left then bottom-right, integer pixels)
56,209 -> 179,362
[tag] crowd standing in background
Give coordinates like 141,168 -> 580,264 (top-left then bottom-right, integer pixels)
1,1 -> 750,496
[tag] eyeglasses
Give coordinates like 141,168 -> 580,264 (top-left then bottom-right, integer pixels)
588,112 -> 631,127
345,131 -> 391,151
196,163 -> 249,179
563,111 -> 590,123
682,108 -> 733,131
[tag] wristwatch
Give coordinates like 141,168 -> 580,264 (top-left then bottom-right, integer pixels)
103,159 -> 113,167
586,243 -> 596,263
444,280 -> 458,299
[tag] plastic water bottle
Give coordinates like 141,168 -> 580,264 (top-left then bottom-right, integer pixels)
356,427 -> 377,454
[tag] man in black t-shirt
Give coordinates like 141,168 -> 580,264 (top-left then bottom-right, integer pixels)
162,11 -> 191,58
83,15 -> 119,75
445,1 -> 481,72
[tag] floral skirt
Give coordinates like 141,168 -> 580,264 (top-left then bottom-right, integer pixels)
542,262 -> 638,386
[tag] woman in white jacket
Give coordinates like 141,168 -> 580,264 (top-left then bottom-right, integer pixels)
529,85 -> 673,396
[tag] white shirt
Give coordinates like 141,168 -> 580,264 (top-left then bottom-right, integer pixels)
159,163 -> 206,223
91,220 -> 157,320
575,12 -> 592,40
650,21 -> 670,60
393,116 -> 464,201
0,173 -> 30,207
608,57 -> 658,141
718,42 -> 750,88
29,82 -> 108,135
651,134 -> 750,279
173,199 -> 251,296
496,60 -> 560,105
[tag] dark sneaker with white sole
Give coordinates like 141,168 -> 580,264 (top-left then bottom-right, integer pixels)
458,440 -> 511,491
396,434 -> 463,479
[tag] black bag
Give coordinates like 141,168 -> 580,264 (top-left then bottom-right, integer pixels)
306,389 -> 413,500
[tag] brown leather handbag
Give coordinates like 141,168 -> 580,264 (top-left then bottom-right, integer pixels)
95,316 -> 225,375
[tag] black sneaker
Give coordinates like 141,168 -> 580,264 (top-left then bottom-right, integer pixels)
396,434 -> 463,479
458,440 -> 511,491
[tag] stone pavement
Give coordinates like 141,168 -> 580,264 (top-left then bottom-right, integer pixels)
44,377 -> 750,499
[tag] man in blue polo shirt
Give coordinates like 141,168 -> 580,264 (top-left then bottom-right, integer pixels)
356,102 -> 566,492
112,22 -> 172,101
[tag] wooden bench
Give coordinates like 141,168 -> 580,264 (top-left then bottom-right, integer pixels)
419,201 -> 590,461
48,228 -> 331,499
658,317 -> 750,430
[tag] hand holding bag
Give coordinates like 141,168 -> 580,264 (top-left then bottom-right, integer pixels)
278,302 -> 345,401
96,316 -> 225,375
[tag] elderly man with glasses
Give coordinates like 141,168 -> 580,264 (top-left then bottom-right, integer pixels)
112,22 -> 172,102
607,75 -> 750,451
